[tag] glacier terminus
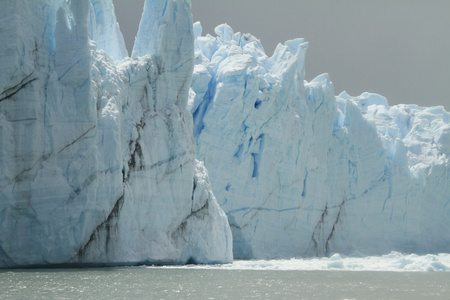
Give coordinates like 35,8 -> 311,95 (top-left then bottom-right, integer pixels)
0,0 -> 449,268
0,0 -> 232,267
190,23 -> 450,259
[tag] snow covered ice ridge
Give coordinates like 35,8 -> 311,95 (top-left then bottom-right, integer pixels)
190,23 -> 450,259
0,0 -> 232,268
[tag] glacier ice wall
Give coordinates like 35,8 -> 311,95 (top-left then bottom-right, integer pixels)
190,23 -> 450,259
89,0 -> 128,61
0,0 -> 232,268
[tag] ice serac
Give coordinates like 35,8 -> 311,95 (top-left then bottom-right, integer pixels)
0,0 -> 232,268
190,23 -> 450,259
89,0 -> 128,60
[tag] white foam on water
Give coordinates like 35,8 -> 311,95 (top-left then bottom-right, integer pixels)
150,252 -> 450,272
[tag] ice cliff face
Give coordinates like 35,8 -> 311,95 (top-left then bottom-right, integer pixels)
0,0 -> 232,268
2,0 -> 449,266
190,23 -> 450,259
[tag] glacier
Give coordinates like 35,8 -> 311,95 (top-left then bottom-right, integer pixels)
190,23 -> 450,259
0,0 -> 232,268
1,0 -> 449,268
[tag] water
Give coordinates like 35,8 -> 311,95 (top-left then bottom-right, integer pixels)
2,253 -> 450,299
1,268 -> 449,299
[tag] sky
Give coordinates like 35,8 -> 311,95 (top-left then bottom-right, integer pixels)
112,0 -> 450,110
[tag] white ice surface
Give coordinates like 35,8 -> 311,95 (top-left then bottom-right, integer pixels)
2,0 -> 449,268
89,0 -> 128,60
190,22 -> 450,259
0,0 -> 232,268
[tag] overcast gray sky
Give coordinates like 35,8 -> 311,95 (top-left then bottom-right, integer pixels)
113,0 -> 450,110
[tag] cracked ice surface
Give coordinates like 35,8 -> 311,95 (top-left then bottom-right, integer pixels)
190,22 -> 450,259
0,0 -> 232,268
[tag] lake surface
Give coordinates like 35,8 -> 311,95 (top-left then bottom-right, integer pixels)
2,253 -> 450,299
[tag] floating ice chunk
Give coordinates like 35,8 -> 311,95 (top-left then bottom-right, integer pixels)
327,254 -> 345,269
